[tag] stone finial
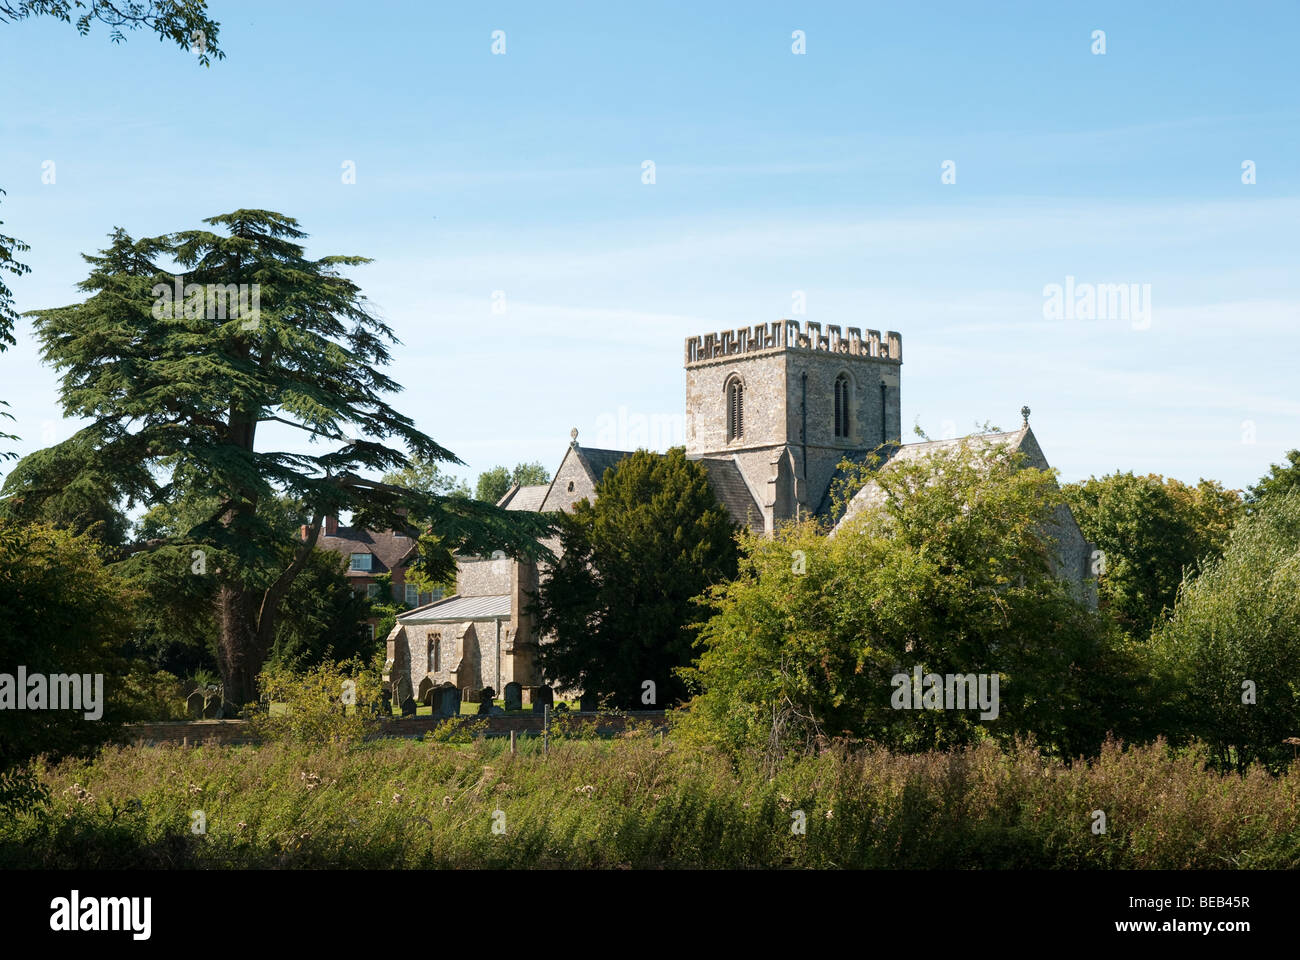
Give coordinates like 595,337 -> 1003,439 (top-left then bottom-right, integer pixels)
1020,405 -> 1031,427
570,427 -> 579,447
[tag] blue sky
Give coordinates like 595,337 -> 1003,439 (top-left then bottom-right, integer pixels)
2,0 -> 1298,493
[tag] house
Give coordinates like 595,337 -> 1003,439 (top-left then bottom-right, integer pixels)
304,512 -> 440,640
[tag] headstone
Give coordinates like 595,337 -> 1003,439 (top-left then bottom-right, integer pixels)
477,686 -> 496,716
186,691 -> 204,718
202,696 -> 222,719
503,682 -> 523,711
380,688 -> 393,716
489,705 -> 505,716
531,686 -> 554,713
400,696 -> 417,718
432,685 -> 460,719
417,675 -> 438,706
579,691 -> 597,713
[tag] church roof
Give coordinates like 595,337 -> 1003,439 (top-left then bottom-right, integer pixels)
520,444 -> 766,533
575,446 -> 633,485
691,456 -> 766,534
398,593 -> 511,623
498,483 -> 549,511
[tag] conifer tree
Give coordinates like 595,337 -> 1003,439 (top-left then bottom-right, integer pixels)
22,211 -> 551,703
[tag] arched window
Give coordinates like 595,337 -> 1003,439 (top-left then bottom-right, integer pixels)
431,636 -> 441,673
834,373 -> 851,438
726,376 -> 744,441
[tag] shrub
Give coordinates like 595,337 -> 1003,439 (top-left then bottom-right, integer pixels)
251,659 -> 382,745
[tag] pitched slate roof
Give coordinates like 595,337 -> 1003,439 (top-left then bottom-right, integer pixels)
691,456 -> 766,534
576,446 -> 633,485
498,483 -> 549,511
398,593 -> 512,623
319,526 -> 419,578
504,445 -> 765,533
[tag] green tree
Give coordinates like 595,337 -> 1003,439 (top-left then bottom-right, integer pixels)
1245,449 -> 1300,515
678,440 -> 1136,762
1063,473 -> 1241,638
21,211 -> 552,703
0,1 -> 223,61
475,461 -> 551,504
0,191 -> 30,460
0,521 -> 138,810
532,448 -> 737,709
1149,488 -> 1300,771
0,432 -> 133,544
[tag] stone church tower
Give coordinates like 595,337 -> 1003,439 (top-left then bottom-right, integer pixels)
684,319 -> 902,530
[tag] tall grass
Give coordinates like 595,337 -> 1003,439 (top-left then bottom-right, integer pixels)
3,735 -> 1297,869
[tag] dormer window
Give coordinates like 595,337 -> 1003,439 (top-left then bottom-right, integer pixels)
350,552 -> 373,571
834,373 -> 851,438
725,375 -> 744,441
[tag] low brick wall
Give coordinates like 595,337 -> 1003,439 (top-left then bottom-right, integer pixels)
123,711 -> 667,746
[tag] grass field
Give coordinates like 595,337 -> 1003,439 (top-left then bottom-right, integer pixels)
4,733 -> 1299,869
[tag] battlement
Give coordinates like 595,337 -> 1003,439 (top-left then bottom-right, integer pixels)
684,320 -> 901,366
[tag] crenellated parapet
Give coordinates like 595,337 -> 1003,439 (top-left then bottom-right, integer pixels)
685,319 -> 902,365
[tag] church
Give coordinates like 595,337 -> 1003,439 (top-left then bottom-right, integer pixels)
383,319 -> 1094,708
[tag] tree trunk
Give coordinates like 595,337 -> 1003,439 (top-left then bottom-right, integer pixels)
216,583 -> 264,706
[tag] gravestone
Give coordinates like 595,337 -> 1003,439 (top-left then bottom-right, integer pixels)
531,686 -> 554,713
417,675 -> 438,706
432,685 -> 460,719
579,691 -> 597,713
400,696 -> 417,718
489,705 -> 504,716
477,687 -> 496,716
503,682 -> 523,712
186,691 -> 204,718
202,696 -> 222,719
380,688 -> 393,716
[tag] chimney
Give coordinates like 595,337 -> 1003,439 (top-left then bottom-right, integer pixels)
324,515 -> 338,536
299,524 -> 309,541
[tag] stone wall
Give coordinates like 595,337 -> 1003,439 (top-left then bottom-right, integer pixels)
540,446 -> 596,513
456,555 -> 512,596
398,619 -> 507,700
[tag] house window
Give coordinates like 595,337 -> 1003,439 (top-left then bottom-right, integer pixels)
726,375 -> 744,441
366,583 -> 380,599
834,374 -> 851,438
405,583 -> 419,606
350,553 -> 372,571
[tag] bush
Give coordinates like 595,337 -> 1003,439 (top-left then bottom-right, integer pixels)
1150,488 -> 1300,771
251,659 -> 382,745
117,669 -> 189,721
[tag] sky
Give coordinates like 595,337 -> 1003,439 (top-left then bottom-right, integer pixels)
2,0 -> 1298,494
